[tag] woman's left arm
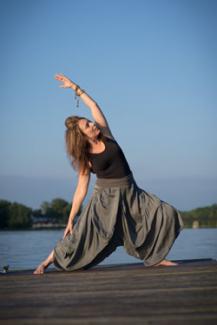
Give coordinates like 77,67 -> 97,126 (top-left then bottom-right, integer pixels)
55,73 -> 110,129
80,94 -> 109,129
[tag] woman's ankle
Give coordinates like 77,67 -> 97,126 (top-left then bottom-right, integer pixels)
43,258 -> 54,268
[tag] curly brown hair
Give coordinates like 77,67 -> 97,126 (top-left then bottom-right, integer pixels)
64,115 -> 102,174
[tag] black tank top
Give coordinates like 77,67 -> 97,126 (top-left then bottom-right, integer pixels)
88,136 -> 132,179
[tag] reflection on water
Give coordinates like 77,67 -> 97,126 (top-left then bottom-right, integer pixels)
0,228 -> 217,271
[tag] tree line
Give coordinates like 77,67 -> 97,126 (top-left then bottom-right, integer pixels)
0,198 -> 81,230
181,203 -> 217,228
0,198 -> 217,229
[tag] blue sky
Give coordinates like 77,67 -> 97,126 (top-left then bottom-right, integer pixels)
0,0 -> 217,210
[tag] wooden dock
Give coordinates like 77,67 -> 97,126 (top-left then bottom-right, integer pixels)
0,259 -> 217,324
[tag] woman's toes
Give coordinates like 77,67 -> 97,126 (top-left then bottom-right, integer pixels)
154,259 -> 178,267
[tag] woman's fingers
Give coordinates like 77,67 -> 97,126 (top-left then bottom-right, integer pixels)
63,229 -> 68,239
55,74 -> 72,89
62,222 -> 73,239
55,73 -> 68,79
63,226 -> 71,238
55,73 -> 65,81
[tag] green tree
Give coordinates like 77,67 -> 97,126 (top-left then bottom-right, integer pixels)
180,203 -> 217,227
31,209 -> 42,217
40,201 -> 57,219
40,201 -> 51,215
0,199 -> 11,229
40,198 -> 70,223
51,198 -> 69,222
8,202 -> 32,229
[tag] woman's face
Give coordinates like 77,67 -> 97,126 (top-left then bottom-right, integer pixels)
78,119 -> 100,140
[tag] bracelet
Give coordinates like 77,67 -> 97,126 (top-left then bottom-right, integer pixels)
78,89 -> 85,96
75,85 -> 85,97
74,86 -> 85,108
74,84 -> 80,95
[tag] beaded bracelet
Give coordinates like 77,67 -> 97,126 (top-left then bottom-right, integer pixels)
78,89 -> 85,96
75,85 -> 85,96
74,85 -> 85,107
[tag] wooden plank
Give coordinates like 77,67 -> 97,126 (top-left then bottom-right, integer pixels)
0,259 -> 217,324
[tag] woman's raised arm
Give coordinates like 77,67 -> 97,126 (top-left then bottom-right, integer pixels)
55,73 -> 112,132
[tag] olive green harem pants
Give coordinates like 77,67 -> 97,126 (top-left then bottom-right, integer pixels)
53,173 -> 184,271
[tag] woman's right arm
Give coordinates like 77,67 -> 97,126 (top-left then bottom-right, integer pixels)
55,73 -> 114,138
63,170 -> 90,238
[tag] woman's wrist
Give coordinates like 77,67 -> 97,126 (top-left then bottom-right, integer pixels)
73,84 -> 85,96
68,214 -> 75,223
70,82 -> 77,91
69,82 -> 81,93
68,217 -> 73,224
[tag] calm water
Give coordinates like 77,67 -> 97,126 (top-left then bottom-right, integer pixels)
0,228 -> 217,271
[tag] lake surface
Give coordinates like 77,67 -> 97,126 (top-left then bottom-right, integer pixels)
0,228 -> 217,271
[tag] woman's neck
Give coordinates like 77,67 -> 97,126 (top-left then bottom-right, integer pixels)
88,137 -> 105,154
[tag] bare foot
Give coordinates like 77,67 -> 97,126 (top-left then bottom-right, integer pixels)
33,251 -> 54,275
154,259 -> 178,267
33,263 -> 47,275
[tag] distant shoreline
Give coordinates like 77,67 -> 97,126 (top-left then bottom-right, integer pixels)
0,224 -> 217,231
1,200 -> 217,230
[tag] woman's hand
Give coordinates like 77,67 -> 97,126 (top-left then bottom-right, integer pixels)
55,73 -> 74,89
63,221 -> 73,239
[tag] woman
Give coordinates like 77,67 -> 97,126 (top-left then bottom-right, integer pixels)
33,73 -> 184,274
